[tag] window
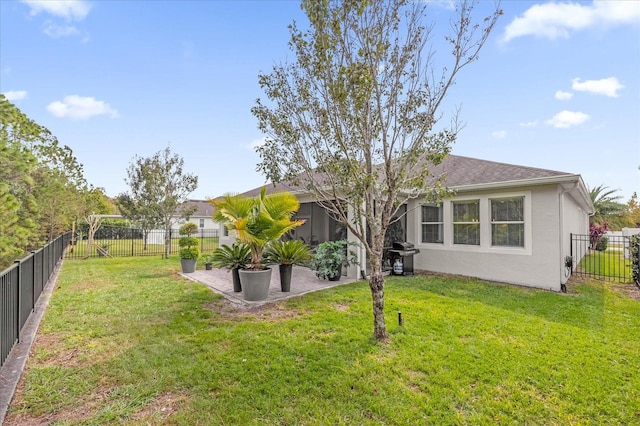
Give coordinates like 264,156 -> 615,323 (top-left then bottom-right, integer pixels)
491,197 -> 524,247
199,219 -> 205,228
421,205 -> 443,243
453,200 -> 480,245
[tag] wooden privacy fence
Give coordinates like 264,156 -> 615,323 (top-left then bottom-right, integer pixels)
570,233 -> 636,283
0,232 -> 71,368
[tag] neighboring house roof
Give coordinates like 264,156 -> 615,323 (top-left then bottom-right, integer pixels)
238,154 -> 594,213
184,200 -> 215,218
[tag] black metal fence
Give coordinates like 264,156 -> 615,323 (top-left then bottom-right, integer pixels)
64,226 -> 219,259
0,232 -> 71,367
570,233 -> 634,283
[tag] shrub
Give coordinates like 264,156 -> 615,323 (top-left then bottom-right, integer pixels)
595,236 -> 609,251
589,222 -> 609,250
630,234 -> 640,284
178,236 -> 200,259
179,222 -> 198,236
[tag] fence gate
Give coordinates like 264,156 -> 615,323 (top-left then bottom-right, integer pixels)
570,233 -> 635,283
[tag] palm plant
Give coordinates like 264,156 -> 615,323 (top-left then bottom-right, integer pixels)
589,184 -> 627,225
211,187 -> 304,270
208,243 -> 251,270
264,239 -> 313,266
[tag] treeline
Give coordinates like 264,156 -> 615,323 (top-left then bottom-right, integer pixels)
0,94 -> 115,269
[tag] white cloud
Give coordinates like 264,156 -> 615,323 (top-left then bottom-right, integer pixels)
43,22 -> 80,38
546,110 -> 590,128
555,90 -> 573,100
3,90 -> 28,101
21,0 -> 91,21
491,130 -> 507,139
571,77 -> 623,98
519,120 -> 539,128
426,0 -> 456,11
47,95 -> 119,120
502,0 -> 640,42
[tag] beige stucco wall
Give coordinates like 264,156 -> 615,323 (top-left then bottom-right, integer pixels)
406,184 -> 583,292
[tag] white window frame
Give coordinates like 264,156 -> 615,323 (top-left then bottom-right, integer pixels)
414,191 -> 531,255
452,199 -> 481,246
490,196 -> 525,248
421,204 -> 444,244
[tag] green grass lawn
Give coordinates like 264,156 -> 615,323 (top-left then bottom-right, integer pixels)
578,248 -> 632,282
6,257 -> 640,424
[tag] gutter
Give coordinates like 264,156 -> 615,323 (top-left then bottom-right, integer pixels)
449,174 -> 581,193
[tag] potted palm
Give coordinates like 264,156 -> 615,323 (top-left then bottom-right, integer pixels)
178,222 -> 200,273
211,188 -> 304,301
312,240 -> 359,281
208,243 -> 251,292
264,239 -> 312,292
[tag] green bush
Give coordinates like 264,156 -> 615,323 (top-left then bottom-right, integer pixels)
178,236 -> 200,259
595,236 -> 608,251
630,234 -> 639,284
179,222 -> 198,236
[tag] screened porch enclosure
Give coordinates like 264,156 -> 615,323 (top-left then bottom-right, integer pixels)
289,202 -> 346,248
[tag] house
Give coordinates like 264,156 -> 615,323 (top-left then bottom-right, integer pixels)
147,200 -> 218,245
217,155 -> 595,292
174,200 -> 218,231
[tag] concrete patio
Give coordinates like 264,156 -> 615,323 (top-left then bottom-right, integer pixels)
181,266 -> 361,306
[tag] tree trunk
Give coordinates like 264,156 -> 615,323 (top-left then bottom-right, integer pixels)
143,229 -> 149,251
164,226 -> 171,259
368,258 -> 388,342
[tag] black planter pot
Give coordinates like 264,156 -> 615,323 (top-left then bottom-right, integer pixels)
205,263 -> 213,270
328,264 -> 343,281
231,268 -> 242,292
279,264 -> 293,292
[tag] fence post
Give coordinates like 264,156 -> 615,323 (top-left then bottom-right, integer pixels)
31,251 -> 37,312
570,233 -> 573,260
14,259 -> 21,344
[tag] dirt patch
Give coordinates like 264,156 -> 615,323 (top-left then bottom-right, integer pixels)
28,333 -> 85,368
566,276 -> 640,301
334,302 -> 351,312
6,387 -> 187,425
610,282 -> 640,301
205,298 -> 303,321
130,392 -> 188,423
5,385 -> 113,425
68,278 -> 116,291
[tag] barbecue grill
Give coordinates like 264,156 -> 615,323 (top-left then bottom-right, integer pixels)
388,241 -> 420,275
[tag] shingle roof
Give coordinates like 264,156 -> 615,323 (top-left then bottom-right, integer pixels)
239,154 -> 574,196
423,155 -> 572,188
184,200 -> 215,217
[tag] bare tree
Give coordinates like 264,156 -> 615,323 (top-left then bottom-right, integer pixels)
253,0 -> 501,341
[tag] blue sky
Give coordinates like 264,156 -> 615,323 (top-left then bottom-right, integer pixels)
2,0 -> 639,202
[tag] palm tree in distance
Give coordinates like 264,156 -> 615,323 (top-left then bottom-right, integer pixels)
588,184 -> 627,225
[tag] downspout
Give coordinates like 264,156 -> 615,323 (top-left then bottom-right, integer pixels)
559,182 -> 578,292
